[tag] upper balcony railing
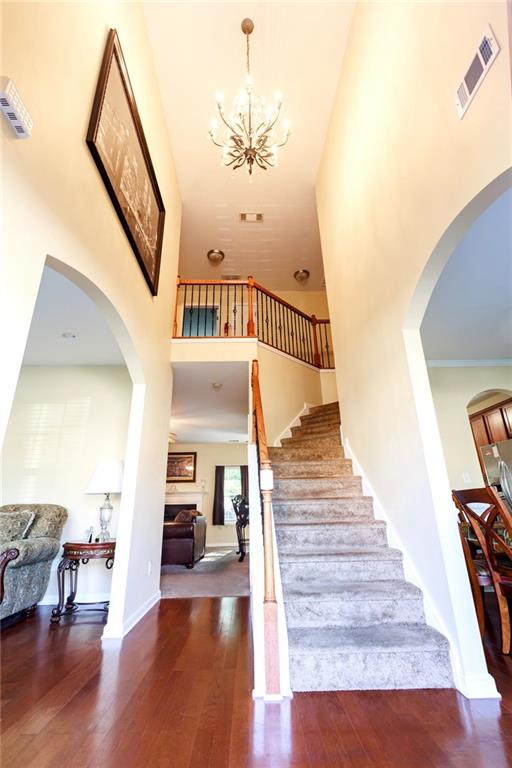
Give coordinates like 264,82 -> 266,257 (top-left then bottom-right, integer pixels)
172,276 -> 334,370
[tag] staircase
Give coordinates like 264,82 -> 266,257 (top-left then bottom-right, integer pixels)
269,402 -> 452,692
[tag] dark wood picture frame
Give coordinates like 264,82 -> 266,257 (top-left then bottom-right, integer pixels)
167,452 -> 197,483
86,29 -> 165,296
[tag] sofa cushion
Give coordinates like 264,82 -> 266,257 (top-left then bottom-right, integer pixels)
0,510 -> 35,543
7,537 -> 61,567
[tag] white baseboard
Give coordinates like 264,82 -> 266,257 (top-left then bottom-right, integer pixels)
274,402 -> 312,446
252,689 -> 293,701
101,590 -> 161,642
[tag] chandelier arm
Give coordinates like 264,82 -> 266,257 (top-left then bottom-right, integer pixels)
209,132 -> 227,148
217,105 -> 239,136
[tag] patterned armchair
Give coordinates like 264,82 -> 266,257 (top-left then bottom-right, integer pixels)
0,504 -> 68,622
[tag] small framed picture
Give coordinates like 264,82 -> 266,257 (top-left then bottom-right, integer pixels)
86,29 -> 165,296
167,452 -> 197,483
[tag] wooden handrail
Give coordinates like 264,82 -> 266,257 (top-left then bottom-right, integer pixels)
252,280 -> 312,322
177,277 -> 249,286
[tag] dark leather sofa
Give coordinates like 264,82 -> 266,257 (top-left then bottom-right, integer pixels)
161,515 -> 207,569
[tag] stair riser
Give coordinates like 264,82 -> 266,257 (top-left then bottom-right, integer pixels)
273,498 -> 374,519
308,404 -> 340,416
270,446 -> 345,461
280,558 -> 405,585
301,411 -> 341,424
281,435 -> 341,449
274,511 -> 374,525
289,650 -> 452,691
272,462 -> 353,479
274,478 -> 363,499
276,524 -> 387,549
291,425 -> 341,438
285,597 -> 425,629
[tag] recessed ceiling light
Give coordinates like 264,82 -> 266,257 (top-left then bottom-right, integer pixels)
61,332 -> 78,340
211,382 -> 223,391
293,269 -> 310,283
207,248 -> 225,264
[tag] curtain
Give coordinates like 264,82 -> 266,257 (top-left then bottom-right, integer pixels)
212,465 -> 225,525
240,465 -> 249,501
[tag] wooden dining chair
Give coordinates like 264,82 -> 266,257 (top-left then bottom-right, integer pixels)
452,486 -> 512,654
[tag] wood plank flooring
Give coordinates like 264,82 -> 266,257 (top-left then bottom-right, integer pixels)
1,597 -> 511,768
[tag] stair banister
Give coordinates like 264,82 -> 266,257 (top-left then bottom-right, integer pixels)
251,359 -> 287,697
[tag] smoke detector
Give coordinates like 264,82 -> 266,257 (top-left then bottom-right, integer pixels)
0,77 -> 33,138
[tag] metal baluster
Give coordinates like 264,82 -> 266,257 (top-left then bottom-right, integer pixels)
264,292 -> 269,345
320,324 -> 326,368
241,284 -> 245,336
182,284 -> 188,335
307,317 -> 313,363
277,300 -> 283,352
204,284 -> 208,336
212,283 -> 216,335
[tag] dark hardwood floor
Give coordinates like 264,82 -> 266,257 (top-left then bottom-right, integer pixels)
1,596 -> 511,768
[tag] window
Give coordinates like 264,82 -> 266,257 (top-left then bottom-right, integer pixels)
223,466 -> 241,523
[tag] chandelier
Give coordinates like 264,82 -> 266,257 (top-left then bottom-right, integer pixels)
209,18 -> 290,175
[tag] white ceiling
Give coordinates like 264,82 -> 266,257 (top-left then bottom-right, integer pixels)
422,187 -> 512,362
144,1 -> 354,290
170,361 -> 249,442
23,267 -> 125,365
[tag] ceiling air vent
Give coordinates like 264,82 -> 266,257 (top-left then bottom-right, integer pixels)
0,77 -> 33,138
240,212 -> 263,223
455,26 -> 500,119
221,274 -> 241,280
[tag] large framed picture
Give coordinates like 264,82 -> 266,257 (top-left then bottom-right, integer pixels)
86,29 -> 165,296
167,452 -> 197,483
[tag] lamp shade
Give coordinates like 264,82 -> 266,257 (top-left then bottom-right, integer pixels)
86,459 -> 124,495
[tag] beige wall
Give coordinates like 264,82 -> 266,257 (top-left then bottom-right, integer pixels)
1,2 -> 181,635
167,443 -> 248,547
2,366 -> 132,600
429,366 -> 512,488
316,0 -> 511,694
258,345 -> 324,444
276,290 -> 330,319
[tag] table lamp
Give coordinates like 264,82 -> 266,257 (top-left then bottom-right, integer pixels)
85,459 -> 123,541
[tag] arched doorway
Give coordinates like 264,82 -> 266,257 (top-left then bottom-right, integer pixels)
403,168 -> 512,699
2,256 -> 146,638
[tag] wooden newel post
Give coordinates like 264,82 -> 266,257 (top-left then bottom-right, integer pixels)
311,314 -> 321,367
247,275 -> 256,337
172,276 -> 181,338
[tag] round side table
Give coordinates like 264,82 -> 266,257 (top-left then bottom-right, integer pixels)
50,540 -> 116,624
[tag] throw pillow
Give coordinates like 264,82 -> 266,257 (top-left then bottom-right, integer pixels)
0,510 -> 35,543
174,509 -> 201,522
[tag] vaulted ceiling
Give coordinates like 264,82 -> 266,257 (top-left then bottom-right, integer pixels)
144,1 -> 355,290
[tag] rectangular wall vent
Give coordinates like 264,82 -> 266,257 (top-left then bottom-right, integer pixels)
455,26 -> 500,119
240,212 -> 263,223
0,77 -> 33,138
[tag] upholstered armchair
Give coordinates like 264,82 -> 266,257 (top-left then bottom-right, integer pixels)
0,504 -> 68,622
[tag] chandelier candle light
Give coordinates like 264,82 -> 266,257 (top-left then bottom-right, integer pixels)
209,18 -> 290,175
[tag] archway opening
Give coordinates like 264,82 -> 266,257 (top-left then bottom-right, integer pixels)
1,260 -> 144,633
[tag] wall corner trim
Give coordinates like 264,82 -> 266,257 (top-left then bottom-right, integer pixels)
102,589 -> 161,640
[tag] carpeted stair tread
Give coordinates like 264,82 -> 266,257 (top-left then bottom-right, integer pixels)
288,624 -> 449,654
284,579 -> 422,601
278,545 -> 403,561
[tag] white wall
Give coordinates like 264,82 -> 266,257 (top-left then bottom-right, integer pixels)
428,366 -> 512,489
2,366 -> 131,601
275,290 -> 330,319
167,443 -> 248,547
1,2 -> 182,637
316,1 -> 511,696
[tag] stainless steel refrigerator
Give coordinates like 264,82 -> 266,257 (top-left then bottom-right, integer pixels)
480,438 -> 512,509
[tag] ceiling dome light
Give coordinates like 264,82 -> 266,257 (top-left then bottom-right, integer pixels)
207,248 -> 225,264
293,269 -> 310,283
